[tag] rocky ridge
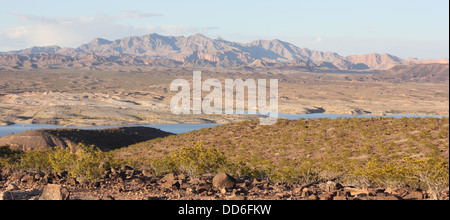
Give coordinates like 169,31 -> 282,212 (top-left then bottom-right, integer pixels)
1,34 -> 447,71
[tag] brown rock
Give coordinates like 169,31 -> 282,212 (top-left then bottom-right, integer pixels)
66,177 -> 78,186
293,187 -> 303,194
11,174 -> 24,182
326,181 -> 343,192
213,173 -> 236,189
101,195 -> 115,200
189,178 -> 203,185
178,174 -> 187,182
333,196 -> 348,200
319,192 -> 335,200
0,192 -> 13,200
162,180 -> 181,189
21,174 -> 35,183
236,181 -> 250,188
186,187 -> 197,195
142,169 -> 154,178
6,183 -> 20,191
232,188 -> 248,196
161,173 -> 181,189
301,188 -> 313,197
307,194 -> 319,200
39,184 -> 70,200
220,188 -> 228,194
348,188 -> 369,197
403,191 -> 424,200
228,195 -> 247,200
373,195 -> 401,200
161,173 -> 176,183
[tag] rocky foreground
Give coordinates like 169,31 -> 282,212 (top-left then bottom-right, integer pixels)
1,167 -> 447,201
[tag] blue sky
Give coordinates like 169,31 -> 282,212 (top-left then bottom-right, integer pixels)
0,0 -> 448,59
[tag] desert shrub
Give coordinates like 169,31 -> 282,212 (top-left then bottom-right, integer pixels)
403,157 -> 449,200
1,144 -> 108,180
220,159 -> 271,180
48,147 -> 76,174
268,167 -> 299,183
151,158 -> 177,176
71,144 -> 107,180
358,156 -> 449,198
19,149 -> 52,173
47,144 -> 108,180
151,143 -> 274,179
357,158 -> 411,188
167,143 -> 228,177
0,146 -> 23,169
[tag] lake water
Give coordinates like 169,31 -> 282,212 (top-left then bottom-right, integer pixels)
0,113 -> 445,138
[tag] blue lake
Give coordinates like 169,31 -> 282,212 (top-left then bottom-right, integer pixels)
0,113 -> 445,138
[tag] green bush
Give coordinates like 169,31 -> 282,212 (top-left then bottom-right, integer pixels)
48,147 -> 76,174
1,144 -> 108,180
158,143 -> 228,177
20,149 -> 52,173
403,157 -> 449,200
71,144 -> 107,180
357,156 -> 449,198
0,146 -> 23,169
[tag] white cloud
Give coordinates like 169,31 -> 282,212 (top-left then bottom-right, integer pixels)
121,10 -> 163,19
0,13 -> 200,51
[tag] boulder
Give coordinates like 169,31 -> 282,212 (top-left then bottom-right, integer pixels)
213,173 -> 236,189
39,184 -> 70,200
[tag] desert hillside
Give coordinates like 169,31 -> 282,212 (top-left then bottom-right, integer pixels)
113,117 -> 449,169
0,127 -> 172,152
381,63 -> 449,83
1,117 -> 448,200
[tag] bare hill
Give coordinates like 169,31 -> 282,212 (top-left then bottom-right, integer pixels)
113,118 -> 449,169
0,127 -> 173,152
381,63 -> 449,83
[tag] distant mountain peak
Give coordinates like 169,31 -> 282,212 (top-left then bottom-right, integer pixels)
1,33 -> 447,71
190,33 -> 208,38
89,38 -> 113,45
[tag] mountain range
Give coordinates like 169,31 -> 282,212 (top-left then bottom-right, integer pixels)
0,33 -> 448,71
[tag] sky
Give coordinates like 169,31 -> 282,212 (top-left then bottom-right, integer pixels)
0,0 -> 448,59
